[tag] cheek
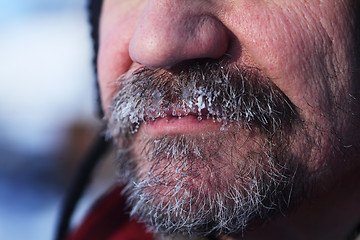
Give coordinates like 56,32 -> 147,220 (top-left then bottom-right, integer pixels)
98,5 -> 144,111
225,2 -> 342,118
98,32 -> 132,111
224,1 -> 356,170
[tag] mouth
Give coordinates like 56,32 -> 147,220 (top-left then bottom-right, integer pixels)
108,64 -> 298,140
144,107 -> 225,136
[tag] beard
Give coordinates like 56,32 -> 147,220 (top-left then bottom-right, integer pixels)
106,59 -> 313,238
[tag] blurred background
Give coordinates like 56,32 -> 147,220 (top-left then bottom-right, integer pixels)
0,0 -> 116,239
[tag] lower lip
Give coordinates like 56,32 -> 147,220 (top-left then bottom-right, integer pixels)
144,115 -> 223,136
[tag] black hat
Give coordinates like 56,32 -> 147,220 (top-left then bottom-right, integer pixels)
88,0 -> 104,116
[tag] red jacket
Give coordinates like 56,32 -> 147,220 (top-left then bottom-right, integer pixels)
66,186 -> 154,240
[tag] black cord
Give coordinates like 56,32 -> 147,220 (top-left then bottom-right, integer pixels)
55,131 -> 111,240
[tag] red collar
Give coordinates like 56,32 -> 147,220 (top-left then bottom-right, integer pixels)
66,186 -> 154,240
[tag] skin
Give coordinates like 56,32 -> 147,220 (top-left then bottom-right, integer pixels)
97,0 -> 360,239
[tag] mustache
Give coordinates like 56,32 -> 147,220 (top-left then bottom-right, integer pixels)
107,60 -> 298,138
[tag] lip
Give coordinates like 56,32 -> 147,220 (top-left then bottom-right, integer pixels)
143,114 -> 224,136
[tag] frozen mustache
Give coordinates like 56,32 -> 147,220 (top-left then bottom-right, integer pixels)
107,60 -> 298,139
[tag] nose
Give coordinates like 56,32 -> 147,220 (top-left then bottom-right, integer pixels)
129,0 -> 229,69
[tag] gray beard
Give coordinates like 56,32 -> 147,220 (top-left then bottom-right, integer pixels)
107,60 -> 311,238
115,129 -> 309,238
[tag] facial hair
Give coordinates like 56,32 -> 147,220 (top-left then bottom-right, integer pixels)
107,59 -> 311,237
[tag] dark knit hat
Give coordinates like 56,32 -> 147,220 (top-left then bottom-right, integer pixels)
88,0 -> 104,116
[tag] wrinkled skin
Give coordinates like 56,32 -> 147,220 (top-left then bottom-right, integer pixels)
97,0 -> 360,239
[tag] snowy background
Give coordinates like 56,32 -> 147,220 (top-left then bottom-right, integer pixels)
0,0 -> 102,239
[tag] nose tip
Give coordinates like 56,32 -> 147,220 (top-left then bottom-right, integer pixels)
129,4 -> 229,69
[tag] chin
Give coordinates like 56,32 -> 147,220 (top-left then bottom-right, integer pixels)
114,121 -> 314,237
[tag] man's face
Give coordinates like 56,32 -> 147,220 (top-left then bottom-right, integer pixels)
98,0 -> 359,237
